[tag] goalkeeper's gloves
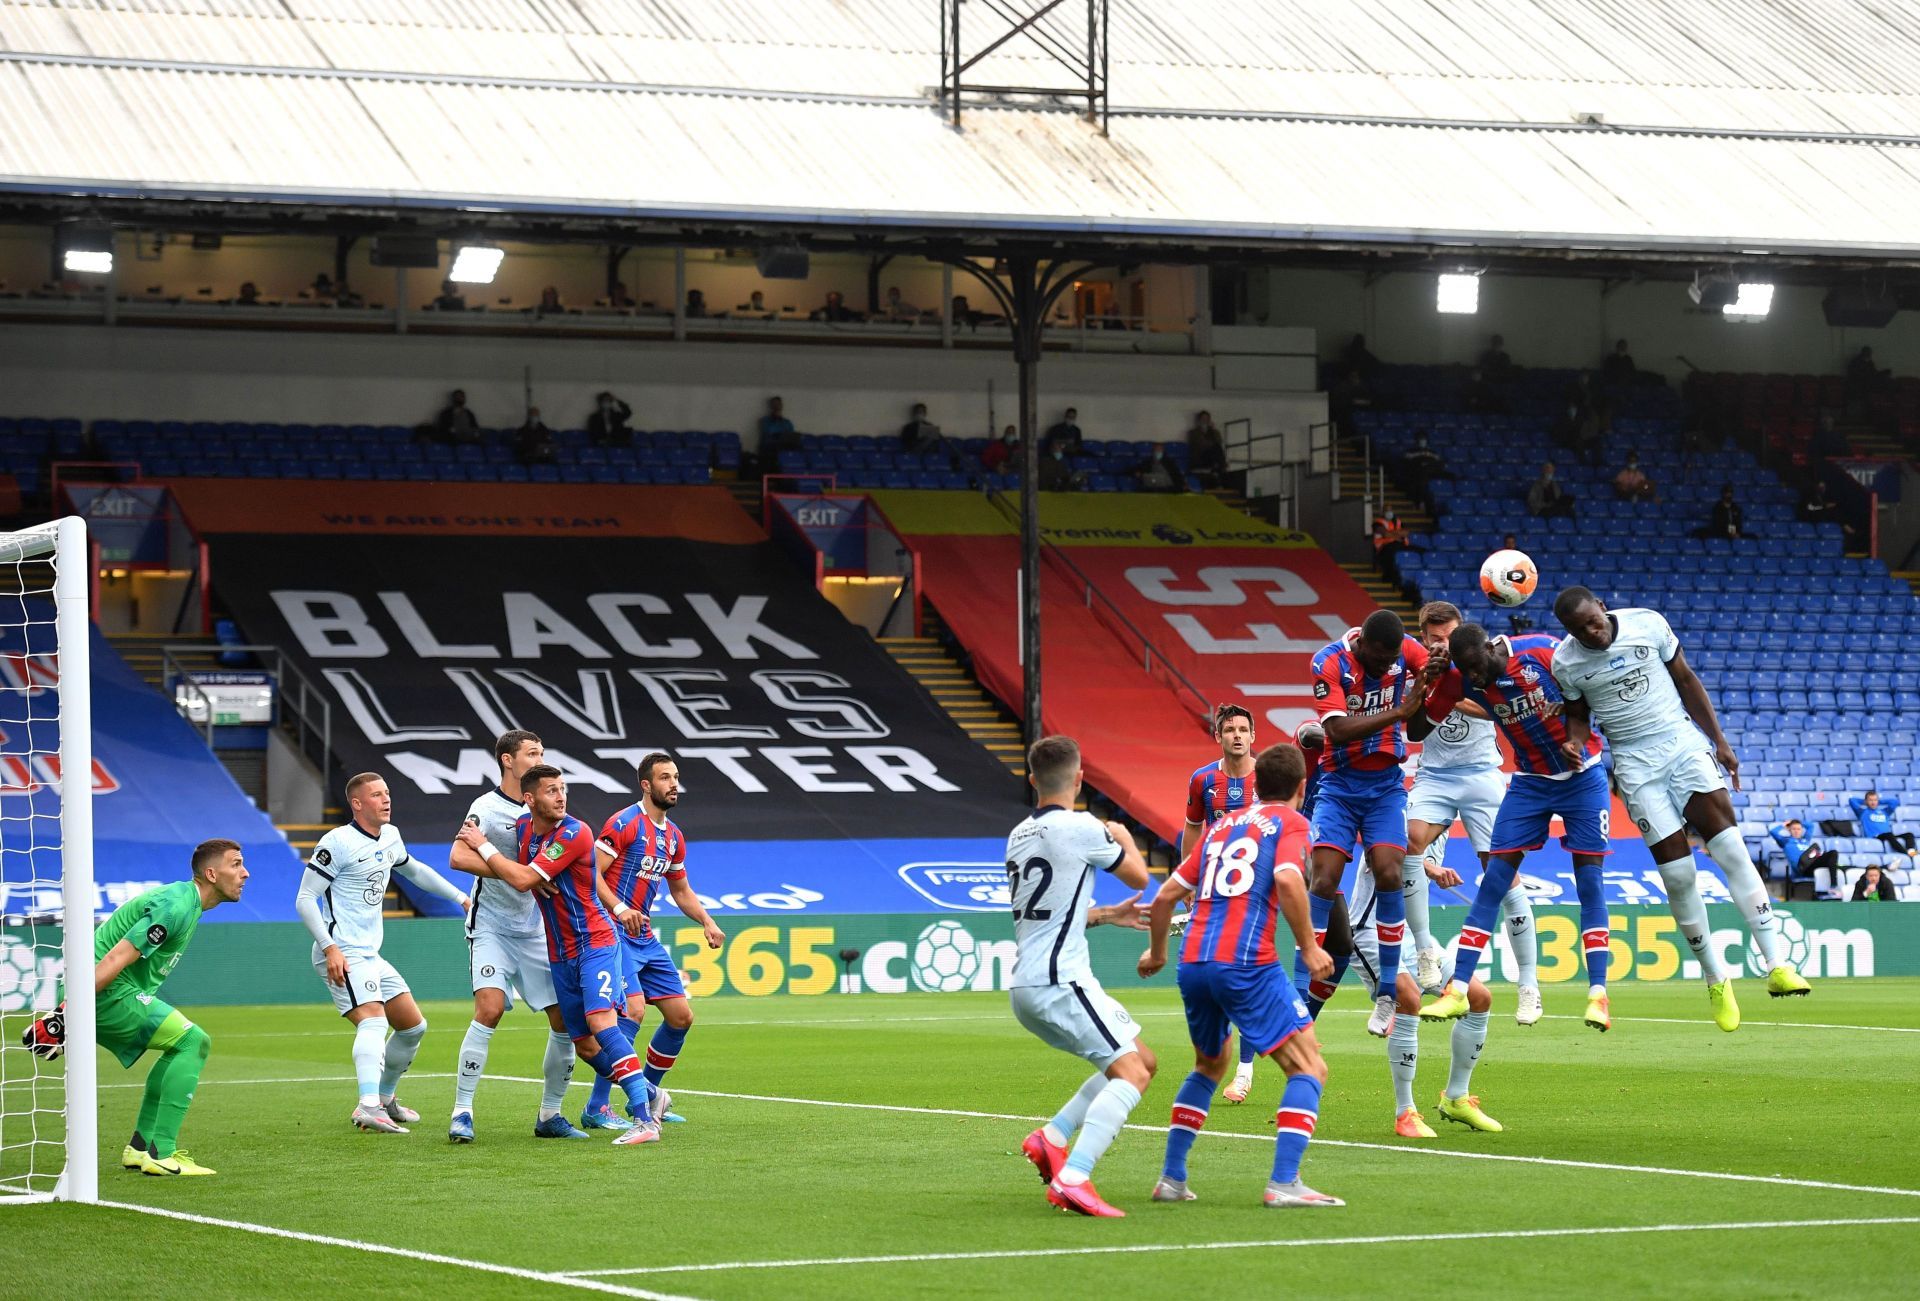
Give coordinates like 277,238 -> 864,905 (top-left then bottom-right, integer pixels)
22,1003 -> 65,1060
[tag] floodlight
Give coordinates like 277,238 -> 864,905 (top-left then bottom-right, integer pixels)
57,224 -> 114,275
1436,273 -> 1479,314
449,244 -> 505,284
1723,282 -> 1774,320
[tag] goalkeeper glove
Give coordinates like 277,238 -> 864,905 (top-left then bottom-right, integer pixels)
22,1004 -> 65,1060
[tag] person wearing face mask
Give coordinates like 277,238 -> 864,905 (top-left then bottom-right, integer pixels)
1039,441 -> 1082,491
587,392 -> 633,448
1612,449 -> 1656,503
981,424 -> 1018,474
1134,443 -> 1181,493
1527,462 -> 1575,518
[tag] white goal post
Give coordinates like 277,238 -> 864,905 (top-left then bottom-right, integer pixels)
0,516 -> 95,1204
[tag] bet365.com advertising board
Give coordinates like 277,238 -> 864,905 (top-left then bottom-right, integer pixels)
4,904 -> 1907,1012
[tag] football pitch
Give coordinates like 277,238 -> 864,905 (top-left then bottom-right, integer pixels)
5,978 -> 1919,1299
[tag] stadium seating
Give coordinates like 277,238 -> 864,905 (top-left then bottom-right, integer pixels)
1355,368 -> 1920,897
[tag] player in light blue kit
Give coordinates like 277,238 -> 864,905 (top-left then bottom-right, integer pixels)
1403,603 -> 1540,1024
1552,588 -> 1810,1028
1009,735 -> 1156,1219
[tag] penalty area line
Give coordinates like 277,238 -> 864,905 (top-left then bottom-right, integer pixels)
1537,1012 -> 1920,1034
93,1200 -> 703,1301
565,1216 -> 1920,1276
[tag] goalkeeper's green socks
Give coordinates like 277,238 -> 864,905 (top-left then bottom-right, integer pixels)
139,1025 -> 210,1158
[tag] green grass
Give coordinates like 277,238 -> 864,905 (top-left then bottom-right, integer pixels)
4,979 -> 1919,1299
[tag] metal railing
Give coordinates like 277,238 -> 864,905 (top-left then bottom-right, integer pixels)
1222,418 -> 1304,529
984,489 -> 1212,728
162,643 -> 333,775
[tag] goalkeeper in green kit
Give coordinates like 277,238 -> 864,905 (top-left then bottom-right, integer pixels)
22,838 -> 249,1176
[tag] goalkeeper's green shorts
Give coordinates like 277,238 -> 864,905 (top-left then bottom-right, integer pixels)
95,987 -> 194,1069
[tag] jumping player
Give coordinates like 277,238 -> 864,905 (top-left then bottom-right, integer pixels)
296,773 -> 470,1133
24,839 -> 250,1175
1009,735 -> 1156,1219
591,752 -> 727,1130
1141,742 -> 1342,1208
444,729 -> 587,1142
1551,587 -> 1810,1028
1405,602 -> 1540,1023
457,765 -> 659,1144
1418,625 -> 1614,1031
1305,610 -> 1440,1036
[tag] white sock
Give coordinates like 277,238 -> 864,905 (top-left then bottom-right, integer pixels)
1044,1071 -> 1110,1148
540,1030 -> 576,1120
1059,1078 -> 1143,1184
1447,1011 -> 1489,1098
379,1019 -> 427,1099
1705,828 -> 1783,968
1501,884 -> 1538,987
352,1016 -> 389,1108
1389,1014 -> 1418,1113
1658,856 -> 1726,982
1403,854 -> 1435,950
1232,1058 -> 1254,1083
453,1020 -> 493,1113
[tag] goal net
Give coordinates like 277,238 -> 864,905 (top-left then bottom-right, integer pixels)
0,518 -> 95,1204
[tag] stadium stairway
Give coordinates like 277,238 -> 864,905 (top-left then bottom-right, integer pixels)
880,610 -> 1027,780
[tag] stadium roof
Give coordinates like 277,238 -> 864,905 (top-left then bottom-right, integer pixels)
4,0 -> 1920,260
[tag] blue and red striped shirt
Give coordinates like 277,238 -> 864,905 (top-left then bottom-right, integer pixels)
1424,634 -> 1600,777
1309,630 -> 1429,772
516,812 -> 618,962
1175,801 -> 1311,967
1185,760 -> 1254,827
597,803 -> 687,938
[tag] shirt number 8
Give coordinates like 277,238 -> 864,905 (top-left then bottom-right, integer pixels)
1198,835 -> 1259,900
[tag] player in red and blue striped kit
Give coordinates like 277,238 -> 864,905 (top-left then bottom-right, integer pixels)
457,764 -> 659,1144
1142,742 -> 1341,1208
584,752 -> 726,1130
1304,611 -> 1441,1038
1415,624 -> 1615,1032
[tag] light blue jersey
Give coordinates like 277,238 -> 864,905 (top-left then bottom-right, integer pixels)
1551,607 -> 1691,751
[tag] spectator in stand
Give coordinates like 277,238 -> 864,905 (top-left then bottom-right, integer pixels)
1600,338 -> 1636,387
1187,411 -> 1227,484
949,294 -> 985,329
1810,411 -> 1851,461
1852,864 -> 1898,901
1499,531 -> 1519,550
685,288 -> 708,319
587,391 -> 633,448
433,279 -> 467,311
310,272 -> 340,303
1038,443 -> 1082,491
1612,449 -> 1657,502
1044,408 -> 1083,456
811,290 -> 861,323
437,389 -> 481,444
1327,367 -> 1372,435
1477,333 -> 1512,379
1342,333 -> 1381,380
1371,508 -> 1422,576
537,286 -> 563,316
1463,367 -> 1507,415
516,407 -> 557,465
1133,444 -> 1181,493
235,281 -> 263,306
899,403 -> 954,465
981,425 -> 1017,474
1692,483 -> 1747,541
885,286 -> 921,321
1798,478 -> 1860,550
1847,345 -> 1890,402
1771,817 -> 1842,895
608,281 -> 636,308
1394,429 -> 1454,525
758,395 -> 800,460
1554,387 -> 1606,466
745,289 -> 768,317
1851,790 -> 1917,864
1527,461 -> 1575,518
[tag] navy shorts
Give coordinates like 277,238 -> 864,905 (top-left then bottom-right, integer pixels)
1490,765 -> 1612,856
1309,764 -> 1408,859
552,946 -> 626,1039
1177,961 -> 1310,1059
620,932 -> 689,1004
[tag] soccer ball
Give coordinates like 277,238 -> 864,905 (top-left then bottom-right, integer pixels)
911,920 -> 981,992
1479,548 -> 1539,608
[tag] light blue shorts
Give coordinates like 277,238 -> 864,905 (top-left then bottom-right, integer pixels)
1407,765 -> 1507,855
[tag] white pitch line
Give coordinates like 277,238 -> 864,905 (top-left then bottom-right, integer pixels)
51,1072 -> 1920,1202
94,1200 -> 702,1301
566,1216 -> 1920,1277
1538,1012 -> 1920,1034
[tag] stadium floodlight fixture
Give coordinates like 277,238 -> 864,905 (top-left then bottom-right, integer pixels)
1723,282 -> 1775,320
449,243 -> 505,284
1436,273 -> 1480,315
58,223 -> 114,275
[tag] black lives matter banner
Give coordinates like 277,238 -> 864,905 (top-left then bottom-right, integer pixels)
211,536 -> 1022,840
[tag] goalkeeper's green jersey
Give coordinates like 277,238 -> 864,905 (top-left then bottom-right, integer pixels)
92,880 -> 204,997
